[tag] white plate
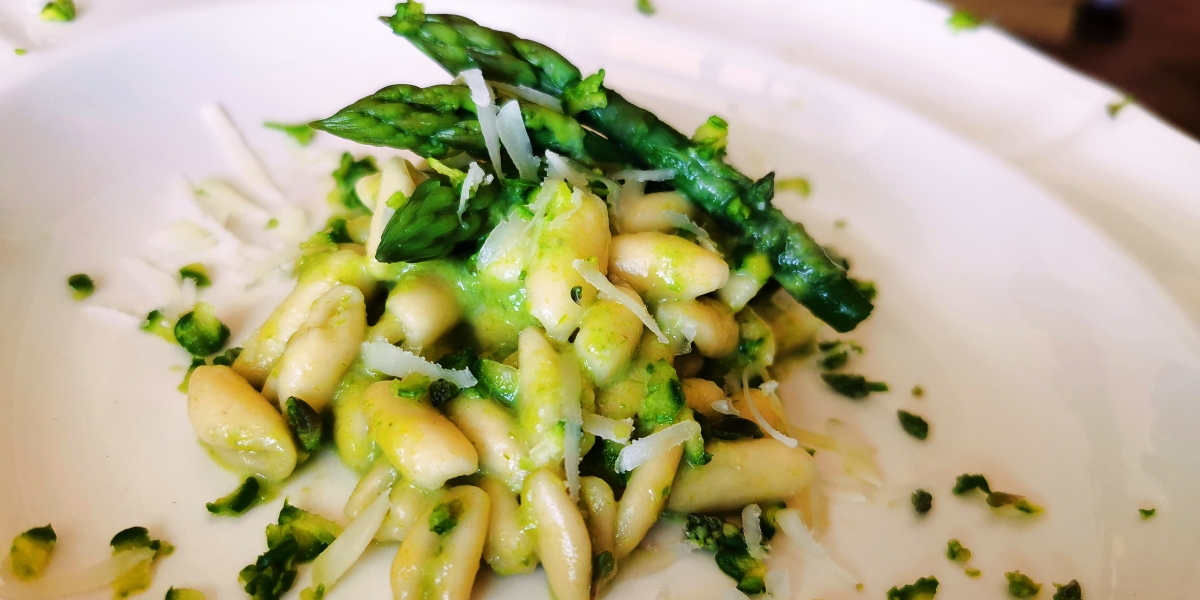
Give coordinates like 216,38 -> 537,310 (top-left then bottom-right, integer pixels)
2,1 -> 1199,598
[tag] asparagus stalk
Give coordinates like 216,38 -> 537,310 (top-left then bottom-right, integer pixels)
381,2 -> 873,332
311,83 -> 628,167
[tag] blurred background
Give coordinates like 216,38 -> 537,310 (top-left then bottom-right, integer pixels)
954,0 -> 1200,137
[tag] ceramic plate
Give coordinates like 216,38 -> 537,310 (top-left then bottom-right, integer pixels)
2,1 -> 1198,598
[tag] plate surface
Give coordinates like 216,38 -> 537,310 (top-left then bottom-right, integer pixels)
2,1 -> 1199,598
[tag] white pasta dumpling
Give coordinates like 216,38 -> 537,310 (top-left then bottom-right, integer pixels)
615,190 -> 695,234
579,477 -> 617,586
517,327 -> 566,468
376,480 -> 437,543
718,252 -> 773,312
526,180 -> 611,341
233,248 -> 375,388
608,232 -> 729,303
261,284 -> 367,413
614,438 -> 682,559
363,379 -> 479,490
445,394 -> 530,492
655,298 -> 739,358
681,377 -> 726,420
476,212 -> 532,285
594,331 -> 673,421
186,365 -> 297,482
573,295 -> 644,386
524,469 -> 592,600
667,438 -> 816,513
479,477 -> 537,576
330,362 -> 384,472
369,273 -> 461,350
391,485 -> 490,600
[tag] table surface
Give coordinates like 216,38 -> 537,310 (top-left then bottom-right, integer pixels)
3,0 -> 1200,326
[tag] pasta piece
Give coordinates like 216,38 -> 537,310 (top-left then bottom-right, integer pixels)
615,190 -> 695,234
717,253 -> 772,312
667,439 -> 815,513
580,477 -> 618,588
345,459 -> 398,520
446,394 -> 530,492
574,296 -> 645,386
376,480 -> 437,543
524,469 -> 592,600
655,298 -> 739,358
681,378 -> 727,420
186,366 -> 297,481
614,440 -> 683,559
330,360 -> 384,472
733,387 -> 788,433
608,232 -> 729,302
363,380 -> 479,490
517,328 -> 566,468
595,331 -> 673,420
391,486 -> 490,600
263,284 -> 367,412
479,477 -> 538,576
369,273 -> 460,350
233,249 -> 374,387
525,180 -> 611,341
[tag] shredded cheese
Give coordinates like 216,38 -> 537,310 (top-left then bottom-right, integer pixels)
741,370 -> 798,448
560,354 -> 584,501
460,69 -> 504,179
572,259 -> 667,343
495,100 -> 540,180
581,413 -> 634,444
611,168 -> 676,182
361,341 -> 477,388
489,81 -> 564,112
742,503 -> 766,559
616,420 -> 701,472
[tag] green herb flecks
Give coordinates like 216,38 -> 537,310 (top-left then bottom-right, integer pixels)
428,379 -> 460,407
240,502 -> 341,600
206,477 -> 264,516
1052,580 -> 1082,600
264,122 -> 317,146
898,410 -> 930,440
683,514 -> 767,594
636,0 -> 655,15
1006,571 -> 1042,598
593,550 -> 614,582
1106,95 -> 1134,118
67,273 -> 95,300
39,0 -> 75,21
886,575 -> 938,600
165,587 -> 206,600
1139,507 -> 1156,520
285,397 -> 324,452
141,310 -> 177,343
986,492 -> 1044,516
952,473 -> 991,495
947,9 -> 982,32
946,539 -> 971,562
821,372 -> 888,399
818,339 -> 861,371
330,153 -> 378,212
174,302 -> 231,357
7,524 -> 57,581
776,177 -> 811,197
179,263 -> 211,288
911,385 -> 924,397
911,489 -> 932,515
109,527 -> 174,599
14,48 -> 27,56
429,499 -> 462,535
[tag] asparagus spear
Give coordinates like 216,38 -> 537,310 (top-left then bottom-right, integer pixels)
311,83 -> 628,167
381,2 -> 873,332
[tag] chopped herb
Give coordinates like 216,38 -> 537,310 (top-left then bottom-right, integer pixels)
593,551 -> 614,582
140,310 -> 177,343
1138,507 -> 1156,520
898,410 -> 930,440
264,122 -> 316,146
911,489 -> 933,515
428,499 -> 462,535
776,177 -> 811,197
570,285 -> 583,304
67,273 -> 95,300
706,416 -> 764,441
636,0 -> 655,16
911,385 -> 924,397
241,502 -> 340,600
330,153 -> 378,211
887,575 -> 938,600
986,492 -> 1044,516
693,116 -> 729,160
211,347 -> 242,367
165,588 -> 206,600
1106,95 -> 1134,118
174,302 -> 231,357
428,379 -> 460,407
284,397 -> 324,452
834,219 -> 847,228
179,263 -> 211,288
15,48 -> 27,56
39,0 -> 75,21
7,524 -> 56,581
946,9 -> 982,32
821,372 -> 888,399
266,218 -> 279,229
952,473 -> 991,495
965,568 -> 982,578
946,539 -> 971,562
1052,580 -> 1082,600
109,527 -> 173,600
818,340 -> 861,371
206,477 -> 263,516
1005,571 -> 1042,598
327,218 -> 352,244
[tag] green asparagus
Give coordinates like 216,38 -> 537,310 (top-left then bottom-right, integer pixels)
312,83 -> 628,167
381,2 -> 874,332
